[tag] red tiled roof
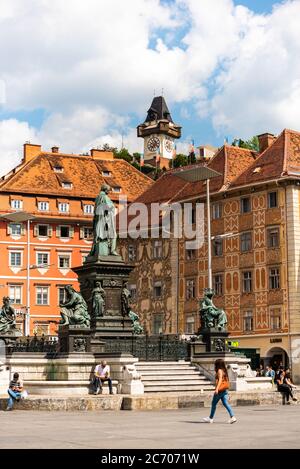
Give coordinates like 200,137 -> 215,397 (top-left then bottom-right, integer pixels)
0,153 -> 153,201
231,129 -> 300,187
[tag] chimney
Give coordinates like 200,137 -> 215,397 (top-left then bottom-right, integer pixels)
23,143 -> 42,163
257,133 -> 276,153
52,146 -> 59,153
90,149 -> 114,160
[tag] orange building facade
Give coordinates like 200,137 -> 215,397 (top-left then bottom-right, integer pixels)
0,143 -> 152,335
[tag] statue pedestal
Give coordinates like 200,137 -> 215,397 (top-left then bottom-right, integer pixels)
58,325 -> 95,353
199,329 -> 230,353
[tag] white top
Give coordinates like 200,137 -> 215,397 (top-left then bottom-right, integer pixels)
95,364 -> 110,378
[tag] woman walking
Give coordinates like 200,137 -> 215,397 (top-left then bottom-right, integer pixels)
203,359 -> 237,424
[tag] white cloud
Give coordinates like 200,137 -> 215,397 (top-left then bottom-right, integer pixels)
0,119 -> 37,176
1,0 -> 300,177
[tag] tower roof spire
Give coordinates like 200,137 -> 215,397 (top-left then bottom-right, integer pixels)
144,96 -> 174,124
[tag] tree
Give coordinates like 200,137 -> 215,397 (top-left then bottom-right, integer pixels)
171,154 -> 189,168
232,136 -> 259,152
114,147 -> 133,163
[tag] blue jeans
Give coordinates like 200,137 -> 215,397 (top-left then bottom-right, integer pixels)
209,391 -> 234,419
7,389 -> 21,409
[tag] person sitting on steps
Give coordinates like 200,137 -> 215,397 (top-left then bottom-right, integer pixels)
6,372 -> 23,411
276,368 -> 297,404
93,360 -> 113,395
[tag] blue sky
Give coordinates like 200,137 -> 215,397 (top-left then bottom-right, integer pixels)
0,0 -> 299,175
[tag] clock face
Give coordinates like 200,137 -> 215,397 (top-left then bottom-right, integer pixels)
164,137 -> 174,153
147,136 -> 160,152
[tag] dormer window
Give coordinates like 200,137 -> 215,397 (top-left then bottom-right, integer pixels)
11,199 -> 23,210
58,202 -> 69,213
38,201 -> 49,211
62,182 -> 72,189
54,166 -> 64,173
102,171 -> 111,177
83,204 -> 94,215
112,186 -> 121,193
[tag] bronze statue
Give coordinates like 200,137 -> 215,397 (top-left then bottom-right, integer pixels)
129,310 -> 144,335
59,285 -> 90,327
121,283 -> 143,334
91,281 -> 106,318
199,288 -> 227,331
0,296 -> 20,335
90,183 -> 118,257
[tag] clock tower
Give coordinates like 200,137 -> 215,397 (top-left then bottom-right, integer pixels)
137,96 -> 181,166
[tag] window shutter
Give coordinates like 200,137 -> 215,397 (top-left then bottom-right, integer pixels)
48,226 -> 53,237
56,226 -> 60,237
69,226 -> 74,238
21,224 -> 26,236
7,224 -> 11,235
79,227 -> 84,239
33,225 -> 38,237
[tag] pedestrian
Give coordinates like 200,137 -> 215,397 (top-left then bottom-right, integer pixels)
93,360 -> 113,395
276,369 -> 297,404
6,372 -> 23,411
202,359 -> 237,424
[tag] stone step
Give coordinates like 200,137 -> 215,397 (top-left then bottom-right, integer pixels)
140,375 -> 210,382
142,379 -> 212,386
137,369 -> 201,376
143,385 -> 215,392
136,365 -> 197,371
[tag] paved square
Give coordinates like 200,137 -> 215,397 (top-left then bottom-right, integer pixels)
0,405 -> 299,449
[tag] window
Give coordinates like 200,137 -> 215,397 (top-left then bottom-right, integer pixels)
9,285 -> 22,305
58,202 -> 69,213
54,166 -> 63,173
213,274 -> 223,296
188,207 -> 196,224
38,201 -> 49,211
243,311 -> 253,332
10,223 -> 22,236
213,239 -> 223,256
62,182 -> 72,189
186,316 -> 195,334
186,279 -> 196,300
212,203 -> 222,219
241,197 -> 251,213
128,245 -> 136,262
153,240 -> 163,259
102,171 -> 111,177
83,204 -> 94,215
242,271 -> 252,293
269,267 -> 280,289
9,251 -> 22,267
153,314 -> 164,335
153,281 -> 162,298
36,286 -> 49,305
59,226 -> 70,238
112,186 -> 121,193
83,227 -> 93,239
58,255 -> 71,269
128,284 -> 137,301
37,225 -> 49,237
11,199 -> 23,210
268,191 -> 277,208
37,252 -> 49,267
58,287 -> 67,305
186,249 -> 196,260
241,232 -> 252,252
267,227 -> 279,248
270,308 -> 282,330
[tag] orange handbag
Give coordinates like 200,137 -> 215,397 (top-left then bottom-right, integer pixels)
218,378 -> 230,392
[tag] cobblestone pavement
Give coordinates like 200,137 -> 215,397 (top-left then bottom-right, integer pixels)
0,405 -> 299,449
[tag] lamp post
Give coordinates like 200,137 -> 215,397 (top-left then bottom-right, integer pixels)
176,165 -> 221,291
0,211 -> 35,335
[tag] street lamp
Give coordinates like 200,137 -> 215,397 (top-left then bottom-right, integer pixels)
0,211 -> 35,335
175,165 -> 221,290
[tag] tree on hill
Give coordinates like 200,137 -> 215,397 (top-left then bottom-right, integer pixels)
231,136 -> 259,152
